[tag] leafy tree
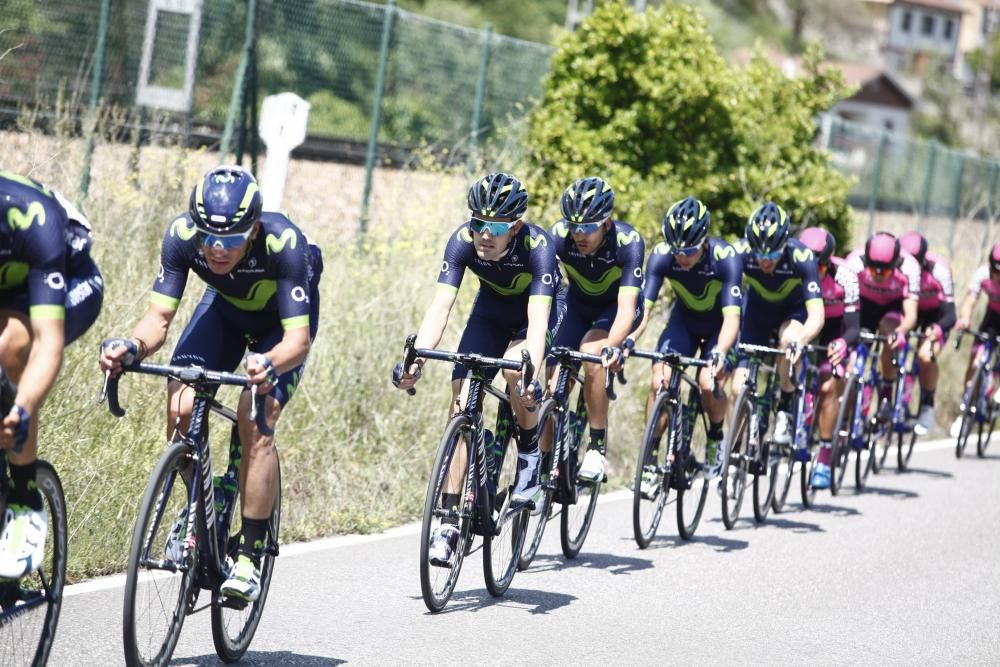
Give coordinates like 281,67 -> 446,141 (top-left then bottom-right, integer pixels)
524,0 -> 855,247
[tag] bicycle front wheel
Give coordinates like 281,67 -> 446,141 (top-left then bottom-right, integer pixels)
518,400 -> 557,571
419,415 -> 473,612
830,375 -> 859,496
632,393 -> 672,548
978,403 -> 996,458
483,435 -> 529,597
0,460 -> 67,667
676,402 -> 709,540
211,450 -> 282,662
956,366 -> 983,459
722,388 -> 751,530
123,442 -> 198,667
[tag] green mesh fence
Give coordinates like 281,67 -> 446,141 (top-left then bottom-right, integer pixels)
0,0 -> 552,149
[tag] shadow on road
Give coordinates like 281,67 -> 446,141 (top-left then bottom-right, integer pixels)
807,503 -> 863,517
524,551 -> 654,576
644,533 -> 749,553
425,587 -> 578,616
897,467 -> 953,479
172,651 -> 344,666
862,486 -> 919,499
707,515 -> 824,534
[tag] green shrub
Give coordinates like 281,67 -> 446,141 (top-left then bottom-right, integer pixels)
524,1 -> 855,247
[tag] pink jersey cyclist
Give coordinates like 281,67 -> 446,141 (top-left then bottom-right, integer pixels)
899,232 -> 956,341
958,244 -> 1000,334
844,239 -> 920,332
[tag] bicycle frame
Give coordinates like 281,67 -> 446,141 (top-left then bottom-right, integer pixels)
734,344 -> 781,471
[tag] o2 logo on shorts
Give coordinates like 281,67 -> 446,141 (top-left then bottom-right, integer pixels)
44,272 -> 66,291
730,286 -> 742,298
633,267 -> 643,279
541,273 -> 554,285
290,286 -> 309,303
157,264 -> 166,283
807,281 -> 820,294
440,261 -> 449,274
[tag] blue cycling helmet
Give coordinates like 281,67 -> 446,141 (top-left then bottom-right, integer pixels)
662,196 -> 710,248
189,165 -> 262,234
745,201 -> 790,255
467,172 -> 528,221
561,176 -> 615,224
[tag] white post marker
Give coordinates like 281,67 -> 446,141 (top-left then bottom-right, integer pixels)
258,92 -> 311,211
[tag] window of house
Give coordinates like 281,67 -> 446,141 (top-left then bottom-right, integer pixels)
902,10 -> 912,32
884,119 -> 895,132
922,14 -> 935,36
944,18 -> 954,39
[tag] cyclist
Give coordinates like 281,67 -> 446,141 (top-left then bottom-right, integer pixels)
547,176 -> 644,482
0,171 -> 104,578
733,202 -> 825,451
631,196 -> 742,482
394,172 -> 563,566
844,231 -> 920,420
99,165 -> 322,603
798,227 -> 859,489
898,231 -> 954,435
950,241 -> 1000,436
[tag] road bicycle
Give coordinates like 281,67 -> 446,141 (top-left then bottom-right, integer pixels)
873,332 -> 922,472
0,371 -> 67,667
518,346 -> 622,569
395,335 -> 535,612
953,329 -> 1000,459
103,362 -> 280,666
631,348 -> 715,546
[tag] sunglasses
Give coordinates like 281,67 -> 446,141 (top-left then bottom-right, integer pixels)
568,221 -> 604,235
867,265 -> 894,279
754,249 -> 783,262
469,217 -> 517,236
670,244 -> 702,257
199,227 -> 253,250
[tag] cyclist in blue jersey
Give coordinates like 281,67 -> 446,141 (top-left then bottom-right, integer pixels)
733,202 -> 825,448
630,196 -> 742,482
547,176 -> 644,482
99,166 -> 322,603
0,171 -> 103,577
394,172 -> 563,566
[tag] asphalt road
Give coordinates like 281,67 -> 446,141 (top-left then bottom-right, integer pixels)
49,438 -> 1000,665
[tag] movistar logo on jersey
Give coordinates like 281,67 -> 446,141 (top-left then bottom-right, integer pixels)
564,264 -> 623,297
219,279 -> 278,310
266,229 -> 297,255
169,217 -> 198,241
654,242 -> 671,256
734,239 -> 750,253
7,201 -> 45,231
478,272 -> 532,296
669,278 -> 721,312
713,244 -> 735,260
552,221 -> 569,238
457,227 -> 473,243
0,172 -> 51,197
617,230 -> 641,246
524,234 -> 547,251
745,275 -> 802,302
792,247 -> 814,263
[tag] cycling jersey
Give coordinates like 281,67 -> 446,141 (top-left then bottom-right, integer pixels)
734,237 -> 823,310
550,220 -> 644,307
967,264 -> 1000,316
642,238 -> 743,319
844,249 -> 920,306
916,252 -> 954,311
152,211 -> 322,332
819,256 -> 860,346
0,171 -> 102,342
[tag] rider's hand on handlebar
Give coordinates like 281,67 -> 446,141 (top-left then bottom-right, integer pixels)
956,317 -> 970,333
516,378 -> 542,410
888,330 -> 905,350
707,348 -> 726,381
98,338 -> 139,378
393,360 -> 423,390
827,337 -> 847,368
602,346 -> 624,373
244,353 -> 277,392
784,339 -> 802,365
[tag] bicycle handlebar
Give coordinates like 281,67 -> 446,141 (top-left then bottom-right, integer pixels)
630,347 -> 722,399
100,362 -> 273,435
548,346 -> 624,400
953,329 -> 1000,350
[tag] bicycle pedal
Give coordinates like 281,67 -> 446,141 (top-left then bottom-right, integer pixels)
218,594 -> 249,611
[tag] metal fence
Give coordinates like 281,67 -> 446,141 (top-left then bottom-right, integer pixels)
3,0 -> 1000,235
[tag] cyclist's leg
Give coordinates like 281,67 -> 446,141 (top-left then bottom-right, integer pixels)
915,309 -> 942,433
541,297 -> 591,451
647,307 -> 702,418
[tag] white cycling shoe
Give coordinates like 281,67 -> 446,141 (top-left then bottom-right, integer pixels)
0,505 -> 47,579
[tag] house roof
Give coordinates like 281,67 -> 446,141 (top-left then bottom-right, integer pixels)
894,0 -> 965,14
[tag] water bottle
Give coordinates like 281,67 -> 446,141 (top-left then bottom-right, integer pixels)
803,392 -> 815,427
213,472 -> 238,536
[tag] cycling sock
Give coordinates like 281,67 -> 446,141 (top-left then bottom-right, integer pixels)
778,390 -> 794,413
237,517 -> 269,567
440,493 -> 460,526
7,462 -> 42,512
817,439 -> 832,466
921,388 -> 935,407
516,425 -> 538,453
589,428 -> 607,455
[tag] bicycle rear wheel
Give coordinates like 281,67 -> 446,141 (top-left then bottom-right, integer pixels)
830,376 -> 859,496
123,442 -> 198,667
676,402 -> 709,540
722,388 -> 751,530
419,416 -> 473,613
977,404 -> 996,458
0,460 -> 67,667
801,448 -> 818,508
483,435 -> 529,597
898,430 -> 917,470
771,444 -> 799,513
632,393 -> 671,548
211,451 -> 282,662
518,401 -> 557,571
856,423 -> 879,490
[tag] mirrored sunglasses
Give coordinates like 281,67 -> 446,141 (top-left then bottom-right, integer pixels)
469,217 -> 516,236
199,228 -> 253,250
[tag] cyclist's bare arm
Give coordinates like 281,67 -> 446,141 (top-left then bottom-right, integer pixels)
605,289 -> 639,348
899,298 -> 918,334
800,301 -> 826,344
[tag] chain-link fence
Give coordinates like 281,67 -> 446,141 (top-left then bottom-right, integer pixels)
0,0 -> 552,145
